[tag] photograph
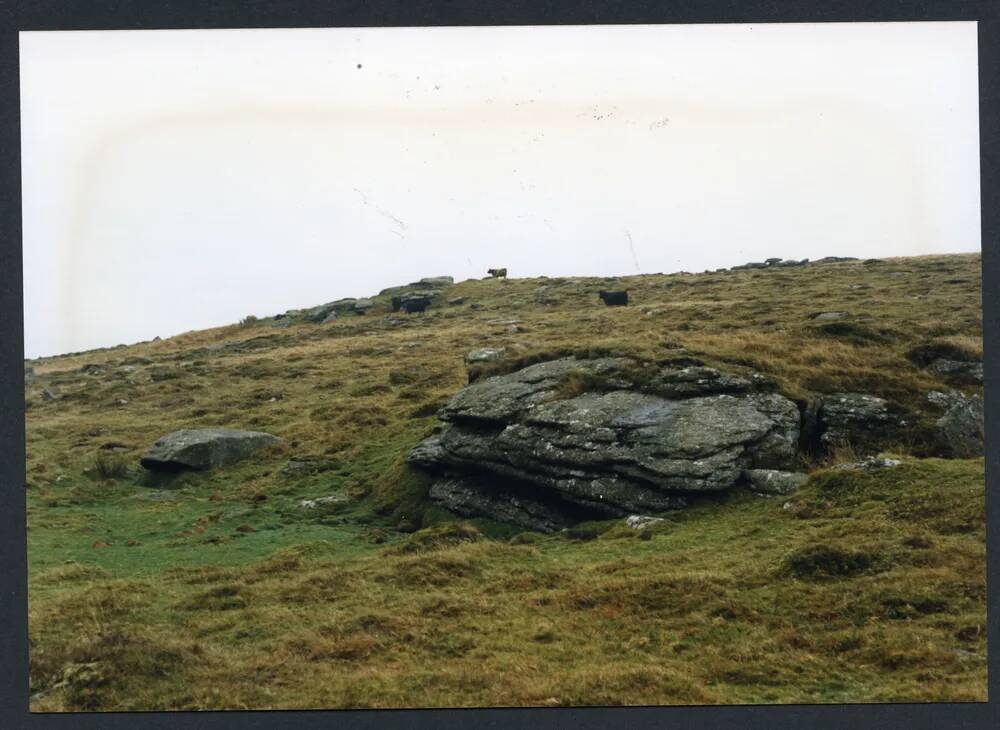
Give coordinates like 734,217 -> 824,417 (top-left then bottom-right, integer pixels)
19,21 -> 985,711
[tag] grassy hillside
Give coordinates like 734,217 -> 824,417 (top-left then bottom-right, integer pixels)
25,253 -> 985,709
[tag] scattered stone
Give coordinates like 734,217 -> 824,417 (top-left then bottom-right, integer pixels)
448,297 -> 465,306
927,391 -> 984,458
80,363 -> 105,375
132,490 -> 181,502
485,317 -> 520,326
280,458 -> 337,477
834,457 -> 902,471
534,286 -> 559,305
927,359 -> 983,384
465,347 -> 506,364
815,256 -> 859,264
417,276 -> 454,288
306,297 -> 375,322
743,469 -> 809,495
299,494 -> 349,509
818,393 -> 899,452
624,515 -> 667,530
41,388 -> 60,401
272,319 -> 291,328
140,428 -> 281,472
811,311 -> 850,321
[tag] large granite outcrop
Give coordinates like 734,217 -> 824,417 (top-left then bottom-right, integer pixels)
408,357 -> 800,530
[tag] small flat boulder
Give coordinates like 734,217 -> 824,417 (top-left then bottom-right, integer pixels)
624,515 -> 667,530
743,469 -> 808,495
418,276 -> 454,288
811,311 -> 850,321
834,457 -> 902,471
140,428 -> 281,472
927,358 -> 983,384
465,347 -> 506,364
299,494 -> 349,509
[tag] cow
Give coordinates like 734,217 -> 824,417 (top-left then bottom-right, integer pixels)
487,268 -> 508,279
598,290 -> 628,306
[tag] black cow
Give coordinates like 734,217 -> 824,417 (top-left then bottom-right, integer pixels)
598,290 -> 628,306
487,267 -> 508,279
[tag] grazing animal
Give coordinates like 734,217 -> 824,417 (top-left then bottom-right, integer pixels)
391,296 -> 402,312
487,268 -> 508,279
598,290 -> 628,306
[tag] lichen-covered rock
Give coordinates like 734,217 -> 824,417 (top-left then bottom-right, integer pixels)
834,456 -> 902,471
410,357 -> 800,525
743,469 -> 808,495
927,359 -> 983,384
417,276 -> 454,288
818,393 -> 899,452
465,347 -> 506,364
811,311 -> 850,321
624,515 -> 667,530
140,428 -> 281,472
306,297 -> 374,322
927,391 -> 983,458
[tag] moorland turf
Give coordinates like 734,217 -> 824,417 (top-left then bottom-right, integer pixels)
25,253 -> 985,709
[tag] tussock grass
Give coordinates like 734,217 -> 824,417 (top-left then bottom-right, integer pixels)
25,253 -> 984,709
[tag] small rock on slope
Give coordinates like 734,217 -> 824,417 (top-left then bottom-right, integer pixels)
140,428 -> 281,472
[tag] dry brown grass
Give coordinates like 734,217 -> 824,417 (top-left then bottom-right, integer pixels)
25,253 -> 984,710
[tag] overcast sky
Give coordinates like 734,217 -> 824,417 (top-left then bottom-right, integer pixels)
20,22 -> 980,358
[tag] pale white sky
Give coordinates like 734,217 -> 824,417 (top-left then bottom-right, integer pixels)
20,22 -> 980,358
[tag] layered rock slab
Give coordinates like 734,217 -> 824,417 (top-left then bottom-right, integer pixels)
409,357 -> 801,528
